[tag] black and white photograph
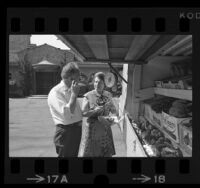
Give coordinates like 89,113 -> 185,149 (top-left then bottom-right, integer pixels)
9,34 -> 192,158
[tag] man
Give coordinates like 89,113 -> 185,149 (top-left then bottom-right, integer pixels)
47,62 -> 82,157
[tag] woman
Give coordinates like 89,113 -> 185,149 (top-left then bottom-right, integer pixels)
78,72 -> 116,157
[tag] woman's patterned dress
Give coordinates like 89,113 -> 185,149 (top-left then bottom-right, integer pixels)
78,90 -> 116,157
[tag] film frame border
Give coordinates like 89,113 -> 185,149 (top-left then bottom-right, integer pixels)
5,7 -> 200,184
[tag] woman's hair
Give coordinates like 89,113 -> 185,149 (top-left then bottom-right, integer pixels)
93,72 -> 105,84
61,62 -> 80,79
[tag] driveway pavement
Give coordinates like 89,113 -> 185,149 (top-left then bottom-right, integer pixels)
9,98 -> 126,157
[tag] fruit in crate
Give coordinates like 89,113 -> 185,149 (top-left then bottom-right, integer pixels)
157,130 -> 164,138
160,147 -> 177,157
164,138 -> 172,145
155,136 -> 165,146
155,143 -> 168,152
143,145 -> 155,156
150,138 -> 156,145
140,131 -> 146,139
182,119 -> 192,127
151,145 -> 161,157
175,148 -> 183,157
155,139 -> 173,152
168,100 -> 192,118
160,146 -> 183,157
184,78 -> 192,90
146,131 -> 152,143
138,119 -> 147,131
172,100 -> 190,110
147,123 -> 153,131
142,129 -> 151,141
183,133 -> 190,145
154,129 -> 161,139
169,107 -> 188,118
150,129 -> 157,137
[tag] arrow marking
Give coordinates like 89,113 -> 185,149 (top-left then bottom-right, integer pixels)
132,174 -> 151,183
27,174 -> 45,183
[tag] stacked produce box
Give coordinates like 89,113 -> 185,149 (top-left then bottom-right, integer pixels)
141,96 -> 192,157
138,60 -> 193,157
155,61 -> 192,90
132,116 -> 183,157
155,76 -> 192,90
179,118 -> 192,155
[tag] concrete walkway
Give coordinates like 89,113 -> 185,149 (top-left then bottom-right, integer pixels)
9,98 -> 126,157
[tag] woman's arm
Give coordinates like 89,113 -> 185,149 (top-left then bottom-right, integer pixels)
82,106 -> 103,117
104,100 -> 117,114
82,96 -> 103,117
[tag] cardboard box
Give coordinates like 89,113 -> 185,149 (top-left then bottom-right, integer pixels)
162,111 -> 191,143
179,119 -> 192,156
162,80 -> 172,89
170,76 -> 192,90
170,80 -> 185,89
182,76 -> 192,90
155,81 -> 162,88
144,104 -> 153,120
159,76 -> 192,90
156,76 -> 192,90
152,110 -> 163,128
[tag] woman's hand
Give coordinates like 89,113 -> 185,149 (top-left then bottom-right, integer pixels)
94,106 -> 104,113
104,100 -> 112,108
105,100 -> 116,114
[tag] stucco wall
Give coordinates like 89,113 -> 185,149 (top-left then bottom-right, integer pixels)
9,66 -> 23,87
20,44 -> 75,66
9,35 -> 31,52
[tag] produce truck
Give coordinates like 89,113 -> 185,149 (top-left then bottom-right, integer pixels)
57,35 -> 192,157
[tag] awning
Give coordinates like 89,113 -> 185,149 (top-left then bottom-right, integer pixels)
57,35 -> 192,65
32,60 -> 59,66
32,60 -> 60,71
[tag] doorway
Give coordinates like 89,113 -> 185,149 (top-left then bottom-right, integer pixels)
35,72 -> 56,95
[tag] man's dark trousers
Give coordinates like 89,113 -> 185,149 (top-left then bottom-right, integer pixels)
54,121 -> 82,157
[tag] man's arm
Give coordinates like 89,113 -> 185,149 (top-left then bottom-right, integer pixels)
67,92 -> 78,114
48,90 -> 77,119
67,81 -> 80,114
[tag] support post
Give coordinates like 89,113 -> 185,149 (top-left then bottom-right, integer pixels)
125,64 -> 142,122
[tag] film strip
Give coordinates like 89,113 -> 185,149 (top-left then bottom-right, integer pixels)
5,7 -> 200,184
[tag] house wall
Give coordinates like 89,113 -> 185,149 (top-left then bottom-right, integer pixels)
21,44 -> 75,66
10,44 -> 76,96
9,66 -> 23,87
9,35 -> 31,52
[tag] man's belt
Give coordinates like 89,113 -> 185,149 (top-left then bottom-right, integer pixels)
57,121 -> 82,129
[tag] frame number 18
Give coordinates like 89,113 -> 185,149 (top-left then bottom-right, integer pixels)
154,175 -> 166,183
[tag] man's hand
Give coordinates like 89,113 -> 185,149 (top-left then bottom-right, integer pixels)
71,80 -> 80,96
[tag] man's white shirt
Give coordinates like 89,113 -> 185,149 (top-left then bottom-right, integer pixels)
47,80 -> 82,125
